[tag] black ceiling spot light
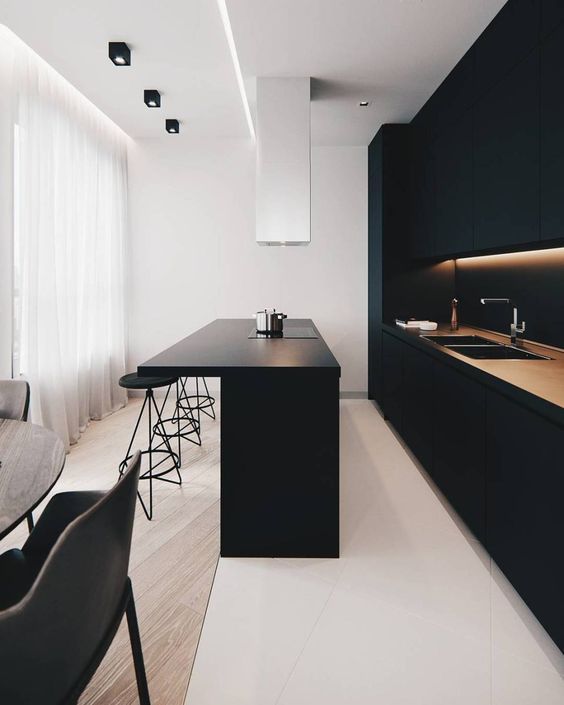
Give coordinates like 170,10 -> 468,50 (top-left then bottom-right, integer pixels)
359,100 -> 370,107
144,89 -> 161,108
108,42 -> 131,66
166,119 -> 180,134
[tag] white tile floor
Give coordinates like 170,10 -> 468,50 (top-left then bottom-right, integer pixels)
185,399 -> 564,705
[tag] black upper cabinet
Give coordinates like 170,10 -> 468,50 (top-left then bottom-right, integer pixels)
434,112 -> 473,255
540,22 -> 564,241
474,0 -> 540,97
487,390 -> 564,653
541,0 -> 564,37
409,139 -> 436,259
402,344 -> 433,469
433,362 -> 486,543
431,50 -> 475,137
474,50 -> 540,251
381,332 -> 403,430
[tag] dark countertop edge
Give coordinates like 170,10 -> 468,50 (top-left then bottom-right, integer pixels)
139,365 -> 341,377
138,319 -> 341,377
382,322 -> 564,429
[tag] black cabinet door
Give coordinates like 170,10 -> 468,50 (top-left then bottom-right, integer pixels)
433,362 -> 486,542
475,0 -> 540,98
434,113 -> 473,256
487,391 -> 564,653
402,344 -> 433,469
474,50 -> 540,251
540,22 -> 564,240
541,0 -> 564,37
381,332 -> 403,430
409,142 -> 436,259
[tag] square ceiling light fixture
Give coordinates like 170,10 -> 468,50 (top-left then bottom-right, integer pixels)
165,119 -> 179,134
144,89 -> 161,108
108,42 -> 131,66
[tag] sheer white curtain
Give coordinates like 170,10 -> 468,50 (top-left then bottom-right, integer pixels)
9,28 -> 128,448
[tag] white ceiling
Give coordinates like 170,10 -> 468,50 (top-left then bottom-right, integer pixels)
0,0 -> 507,145
0,0 -> 249,140
227,0 -> 507,145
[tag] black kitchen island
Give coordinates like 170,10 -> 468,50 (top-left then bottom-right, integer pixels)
138,318 -> 341,558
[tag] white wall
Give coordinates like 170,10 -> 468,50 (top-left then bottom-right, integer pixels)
127,138 -> 367,392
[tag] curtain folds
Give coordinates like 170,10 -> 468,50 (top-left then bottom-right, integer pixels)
8,27 -> 128,449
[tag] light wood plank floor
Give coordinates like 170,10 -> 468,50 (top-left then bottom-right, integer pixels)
0,394 -> 220,705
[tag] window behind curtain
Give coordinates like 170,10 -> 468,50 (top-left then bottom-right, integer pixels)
10,29 -> 128,449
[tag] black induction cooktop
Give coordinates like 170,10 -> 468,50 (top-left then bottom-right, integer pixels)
248,327 -> 318,339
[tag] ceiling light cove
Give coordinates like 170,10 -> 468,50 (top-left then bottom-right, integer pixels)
144,89 -> 161,108
108,42 -> 131,66
216,0 -> 255,141
165,119 -> 180,134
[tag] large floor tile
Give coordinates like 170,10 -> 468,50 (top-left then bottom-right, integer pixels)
492,648 -> 564,705
277,586 -> 491,705
185,558 -> 334,705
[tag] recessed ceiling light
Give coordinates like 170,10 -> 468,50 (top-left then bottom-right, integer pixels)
144,89 -> 161,108
108,42 -> 131,66
165,119 -> 180,134
359,100 -> 370,107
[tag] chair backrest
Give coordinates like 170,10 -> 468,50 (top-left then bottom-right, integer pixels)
0,379 -> 30,421
0,452 -> 141,705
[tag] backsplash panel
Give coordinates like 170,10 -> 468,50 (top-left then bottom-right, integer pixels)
455,248 -> 564,349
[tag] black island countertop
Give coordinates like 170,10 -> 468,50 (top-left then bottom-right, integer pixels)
383,322 -> 564,427
139,318 -> 341,378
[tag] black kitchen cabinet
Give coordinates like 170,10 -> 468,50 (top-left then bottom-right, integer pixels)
381,332 -> 403,430
368,133 -> 383,402
434,112 -> 473,256
487,391 -> 564,652
540,22 -> 564,241
433,362 -> 486,542
402,344 -> 433,469
541,0 -> 564,37
409,142 -> 436,259
474,50 -> 540,251
474,0 -> 540,98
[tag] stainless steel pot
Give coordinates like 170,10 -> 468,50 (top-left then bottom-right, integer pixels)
253,309 -> 287,334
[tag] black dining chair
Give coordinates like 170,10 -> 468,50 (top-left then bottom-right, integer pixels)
0,451 -> 151,705
0,379 -> 30,421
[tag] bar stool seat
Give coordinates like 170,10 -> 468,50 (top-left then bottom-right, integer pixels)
118,373 -> 181,520
119,373 -> 178,390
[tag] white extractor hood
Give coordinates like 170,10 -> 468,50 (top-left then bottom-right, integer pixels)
256,77 -> 311,246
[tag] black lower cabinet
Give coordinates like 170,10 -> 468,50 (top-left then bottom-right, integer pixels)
432,362 -> 486,543
381,332 -> 403,430
402,344 -> 433,468
486,390 -> 564,652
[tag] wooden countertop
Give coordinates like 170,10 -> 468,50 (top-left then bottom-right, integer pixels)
138,318 -> 341,378
383,322 -> 564,427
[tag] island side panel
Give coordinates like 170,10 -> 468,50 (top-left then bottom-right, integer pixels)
220,368 -> 340,558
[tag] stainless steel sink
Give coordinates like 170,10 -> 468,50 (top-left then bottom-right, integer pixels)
446,345 -> 552,360
422,334 -> 552,360
422,335 -> 499,347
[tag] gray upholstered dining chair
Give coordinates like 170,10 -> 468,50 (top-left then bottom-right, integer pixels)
0,379 -> 30,422
0,451 -> 151,705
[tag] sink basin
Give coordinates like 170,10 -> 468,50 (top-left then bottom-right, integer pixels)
422,334 -> 499,347
446,345 -> 552,360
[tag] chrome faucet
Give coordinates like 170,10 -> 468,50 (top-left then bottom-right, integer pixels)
480,298 -> 526,346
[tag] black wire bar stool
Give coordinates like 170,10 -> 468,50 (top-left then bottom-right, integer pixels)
177,377 -> 216,433
118,373 -> 182,521
152,382 -> 202,459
